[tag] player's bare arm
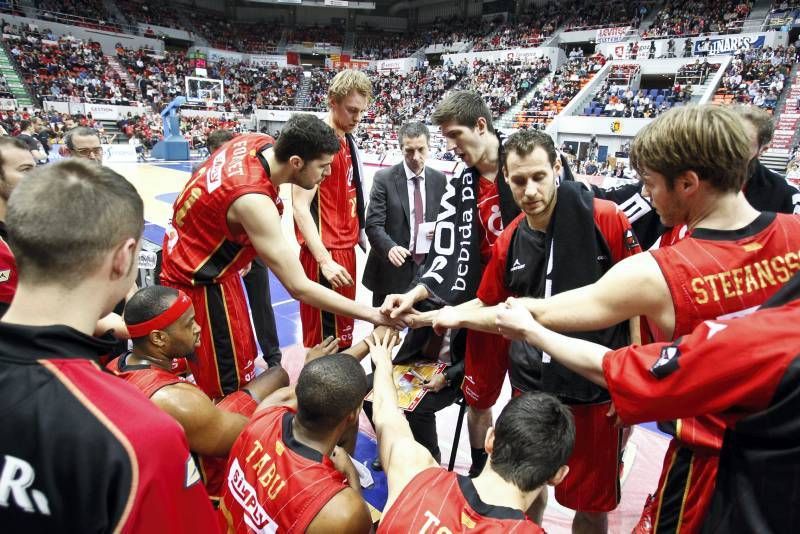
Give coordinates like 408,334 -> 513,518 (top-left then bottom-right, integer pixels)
381,284 -> 431,319
229,193 -> 392,327
367,330 -> 438,511
306,485 -> 372,534
241,366 -> 290,401
495,301 -> 608,387
515,252 -> 674,336
151,383 -> 250,457
292,184 -> 354,289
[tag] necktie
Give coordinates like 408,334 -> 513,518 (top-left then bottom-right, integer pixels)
412,176 -> 424,264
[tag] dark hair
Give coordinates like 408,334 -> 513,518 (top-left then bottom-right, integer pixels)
64,127 -> 101,150
19,120 -> 31,132
398,122 -> 430,146
295,353 -> 368,434
491,392 -> 575,492
731,105 -> 774,148
206,129 -> 236,153
273,113 -> 339,163
7,160 -> 144,286
0,136 -> 31,183
431,91 -> 495,133
123,286 -> 179,342
503,130 -> 558,168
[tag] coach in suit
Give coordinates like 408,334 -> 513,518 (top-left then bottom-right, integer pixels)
364,122 -> 446,306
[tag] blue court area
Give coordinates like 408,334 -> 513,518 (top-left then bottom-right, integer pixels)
121,159 -> 670,531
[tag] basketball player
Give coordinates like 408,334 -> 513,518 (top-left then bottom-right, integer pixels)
107,285 -> 290,502
160,114 -> 395,399
490,105 -> 800,533
0,160 -> 217,532
493,270 -> 800,534
293,69 -> 371,350
367,330 -> 574,533
424,129 -> 641,533
0,137 -> 35,317
217,353 -> 373,533
382,91 -> 521,478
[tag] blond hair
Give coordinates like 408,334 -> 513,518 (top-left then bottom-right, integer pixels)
327,69 -> 372,104
630,104 -> 751,192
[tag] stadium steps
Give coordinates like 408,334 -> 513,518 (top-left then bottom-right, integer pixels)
762,64 -> 800,173
105,55 -> 138,95
496,72 -> 556,130
745,0 -> 774,31
0,44 -> 35,107
99,119 -> 128,144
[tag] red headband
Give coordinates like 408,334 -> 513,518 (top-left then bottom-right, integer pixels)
126,291 -> 193,338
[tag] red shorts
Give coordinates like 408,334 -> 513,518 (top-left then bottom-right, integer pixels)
198,391 -> 258,502
461,329 -> 510,410
163,276 -> 257,399
299,246 -> 356,349
635,440 -> 719,533
554,402 -> 622,513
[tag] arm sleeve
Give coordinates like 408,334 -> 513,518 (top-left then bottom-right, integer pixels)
601,309 -> 796,425
476,230 -> 513,305
595,199 -> 642,263
364,173 -> 397,255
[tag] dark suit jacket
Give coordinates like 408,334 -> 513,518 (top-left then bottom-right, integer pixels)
363,163 -> 446,295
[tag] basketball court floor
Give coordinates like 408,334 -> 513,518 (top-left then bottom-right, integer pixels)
111,158 -> 670,532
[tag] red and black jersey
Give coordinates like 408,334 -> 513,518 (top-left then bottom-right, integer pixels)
161,134 -> 283,286
478,191 -> 639,400
0,322 -> 218,533
106,352 -> 187,396
602,275 -> 800,534
218,406 -> 348,533
295,136 -> 359,250
379,467 -> 543,533
0,221 -> 17,317
476,177 -> 504,264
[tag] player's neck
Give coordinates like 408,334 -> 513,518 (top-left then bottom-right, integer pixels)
2,281 -> 108,336
475,135 -> 500,180
263,148 -> 290,188
0,202 -> 6,222
128,347 -> 173,371
326,114 -> 347,138
687,190 -> 760,232
472,465 -> 540,515
291,418 -> 338,457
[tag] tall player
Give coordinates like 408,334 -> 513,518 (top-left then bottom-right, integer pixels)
491,105 -> 800,533
382,91 -> 521,478
293,69 -> 370,350
160,114 -> 394,399
218,353 -> 373,533
367,330 -> 574,533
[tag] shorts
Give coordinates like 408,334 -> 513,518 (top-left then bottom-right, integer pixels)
163,276 -> 257,399
199,390 -> 258,502
299,246 -> 356,349
554,402 -> 622,513
461,329 -> 510,410
635,440 -> 719,533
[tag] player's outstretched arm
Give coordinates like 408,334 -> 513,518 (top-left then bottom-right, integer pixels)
381,284 -> 430,319
495,301 -> 608,386
151,383 -> 250,457
242,366 -> 289,402
230,194 -> 389,326
515,252 -> 670,334
424,298 -> 499,334
367,330 -> 438,512
292,184 -> 354,288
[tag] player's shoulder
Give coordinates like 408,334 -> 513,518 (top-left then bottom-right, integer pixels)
309,487 -> 371,534
592,196 -> 628,223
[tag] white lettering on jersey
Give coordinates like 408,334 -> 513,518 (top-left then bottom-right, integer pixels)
207,149 -> 227,193
618,193 -> 653,224
0,455 -> 51,516
510,259 -> 526,272
704,321 -> 728,340
227,458 -> 277,534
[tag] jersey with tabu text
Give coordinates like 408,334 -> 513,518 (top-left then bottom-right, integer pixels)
378,467 -> 543,533
649,211 -> 800,451
218,406 -> 347,533
161,134 -> 283,286
106,353 -> 257,501
295,136 -> 359,250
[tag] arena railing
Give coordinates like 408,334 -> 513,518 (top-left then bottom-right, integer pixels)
26,8 -> 144,37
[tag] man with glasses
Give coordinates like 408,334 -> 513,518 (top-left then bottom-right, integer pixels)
64,126 -> 105,163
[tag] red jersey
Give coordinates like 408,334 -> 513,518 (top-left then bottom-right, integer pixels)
378,468 -> 543,533
161,134 -> 283,286
649,212 -> 800,450
477,177 -> 504,264
106,354 -> 256,501
218,406 -> 348,533
0,231 -> 17,309
295,136 -> 358,250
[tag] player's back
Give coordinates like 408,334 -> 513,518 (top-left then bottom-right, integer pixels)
379,468 -> 543,533
0,323 -> 217,533
218,405 -> 347,533
161,133 -> 281,286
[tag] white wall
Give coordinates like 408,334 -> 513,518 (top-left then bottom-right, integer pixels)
442,46 -> 562,68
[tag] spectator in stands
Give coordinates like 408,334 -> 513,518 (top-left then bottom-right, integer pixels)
15,118 -> 45,162
64,126 -> 103,164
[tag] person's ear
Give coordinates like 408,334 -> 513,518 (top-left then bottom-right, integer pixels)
676,170 -> 700,194
149,329 -> 169,348
110,237 -> 137,281
547,465 -> 570,487
288,155 -> 304,171
484,426 -> 496,454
